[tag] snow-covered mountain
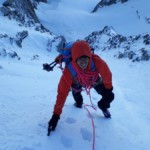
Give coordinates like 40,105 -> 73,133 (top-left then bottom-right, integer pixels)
1,0 -> 149,62
0,0 -> 150,150
85,26 -> 150,62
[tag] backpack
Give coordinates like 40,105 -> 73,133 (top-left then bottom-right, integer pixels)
58,42 -> 96,78
59,42 -> 74,63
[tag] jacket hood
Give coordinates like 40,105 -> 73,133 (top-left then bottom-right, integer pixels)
72,40 -> 91,63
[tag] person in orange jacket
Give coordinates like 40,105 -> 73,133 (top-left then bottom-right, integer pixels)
47,40 -> 114,135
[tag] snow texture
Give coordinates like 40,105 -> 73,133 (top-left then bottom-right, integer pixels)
0,0 -> 150,150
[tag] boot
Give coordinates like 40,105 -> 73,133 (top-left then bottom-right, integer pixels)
101,108 -> 111,118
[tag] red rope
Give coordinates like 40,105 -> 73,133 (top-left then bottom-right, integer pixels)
84,90 -> 97,150
72,61 -> 99,92
59,62 -> 97,150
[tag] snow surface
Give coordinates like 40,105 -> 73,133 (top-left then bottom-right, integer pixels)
0,0 -> 150,150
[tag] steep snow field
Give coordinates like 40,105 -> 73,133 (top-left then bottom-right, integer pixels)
0,0 -> 150,150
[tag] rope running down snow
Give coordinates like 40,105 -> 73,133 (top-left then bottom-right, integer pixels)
59,63 -> 97,150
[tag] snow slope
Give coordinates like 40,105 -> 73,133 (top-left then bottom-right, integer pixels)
0,0 -> 150,150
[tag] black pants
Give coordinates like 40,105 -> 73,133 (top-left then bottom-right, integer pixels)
71,77 -> 114,110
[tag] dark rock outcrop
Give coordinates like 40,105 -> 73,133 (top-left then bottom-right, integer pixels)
0,0 -> 51,33
92,0 -> 128,13
0,48 -> 20,60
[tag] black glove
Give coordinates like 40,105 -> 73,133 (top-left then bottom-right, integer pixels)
102,87 -> 114,101
47,114 -> 60,136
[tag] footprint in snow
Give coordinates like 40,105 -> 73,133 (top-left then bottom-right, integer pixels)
65,117 -> 76,124
61,135 -> 73,148
80,128 -> 92,142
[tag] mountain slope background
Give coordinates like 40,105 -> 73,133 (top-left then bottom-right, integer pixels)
0,0 -> 150,150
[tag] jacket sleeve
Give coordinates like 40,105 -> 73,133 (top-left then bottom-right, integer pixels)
92,54 -> 113,89
53,67 -> 73,116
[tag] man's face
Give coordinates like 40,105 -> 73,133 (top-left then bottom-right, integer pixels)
76,56 -> 89,69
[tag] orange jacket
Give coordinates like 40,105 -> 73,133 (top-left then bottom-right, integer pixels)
53,41 -> 112,115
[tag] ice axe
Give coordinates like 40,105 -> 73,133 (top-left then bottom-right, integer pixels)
43,61 -> 57,72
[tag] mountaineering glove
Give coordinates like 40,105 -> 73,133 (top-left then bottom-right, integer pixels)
47,114 -> 60,136
101,87 -> 114,101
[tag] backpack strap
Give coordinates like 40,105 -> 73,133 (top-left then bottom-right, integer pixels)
67,62 -> 77,78
91,60 -> 96,71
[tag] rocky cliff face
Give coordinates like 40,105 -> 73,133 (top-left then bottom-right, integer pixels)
0,0 -> 56,61
0,0 -> 50,32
